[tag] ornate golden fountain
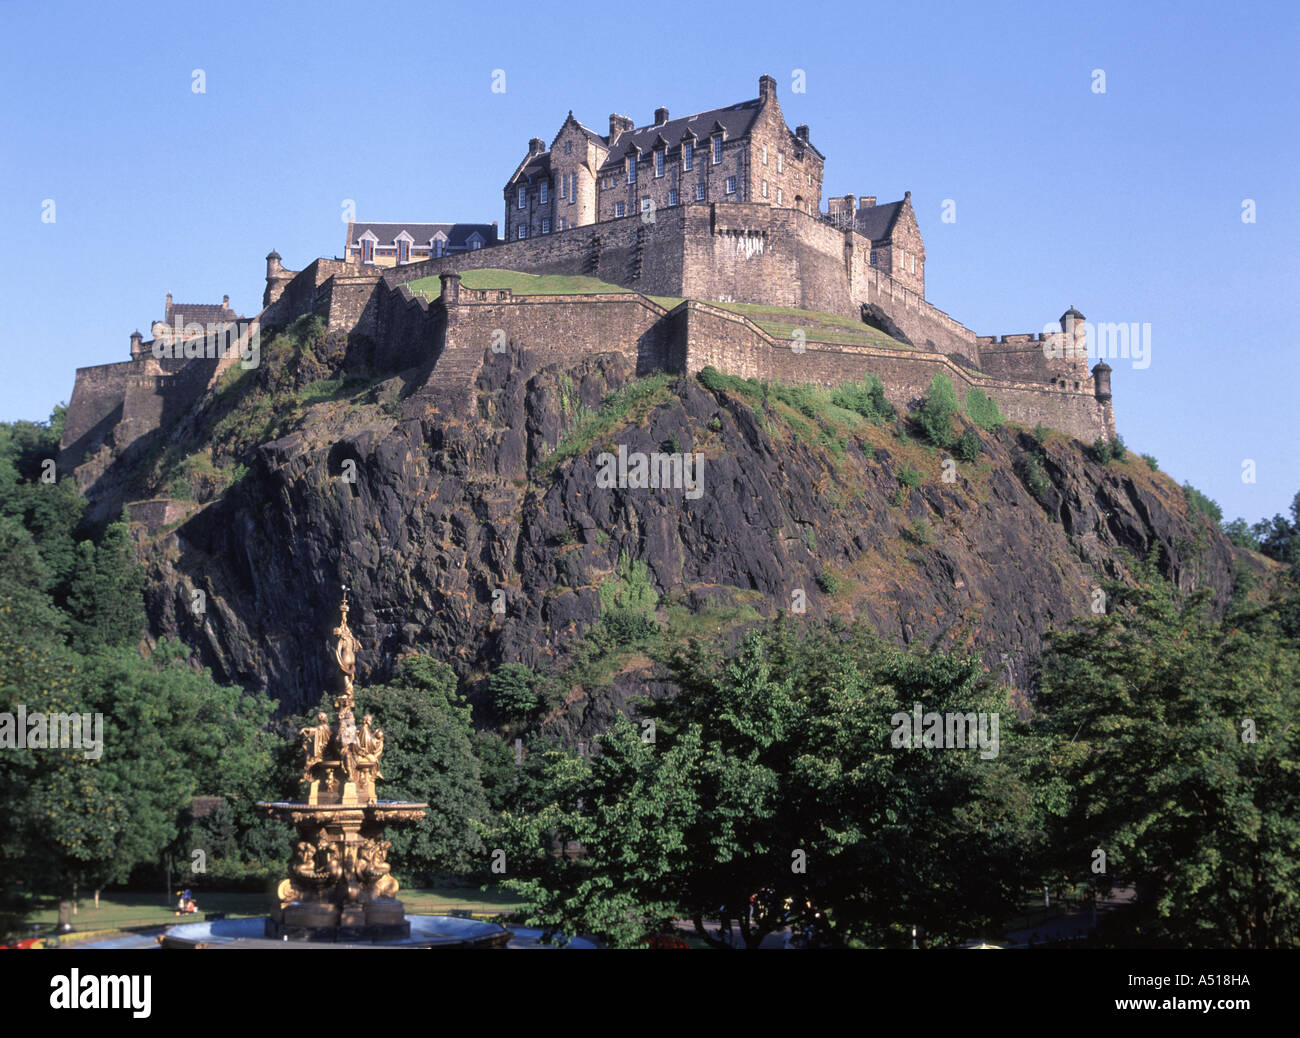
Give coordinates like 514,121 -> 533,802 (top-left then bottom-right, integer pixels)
257,590 -> 428,941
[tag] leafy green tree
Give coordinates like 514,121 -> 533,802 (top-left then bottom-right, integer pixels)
490,663 -> 541,720
911,374 -> 959,447
1223,518 -> 1261,551
490,621 -> 1034,948
1030,565 -> 1300,947
64,516 -> 146,652
963,388 -> 1004,431
348,656 -> 489,878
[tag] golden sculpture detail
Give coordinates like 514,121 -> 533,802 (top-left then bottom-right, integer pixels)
259,586 -> 428,940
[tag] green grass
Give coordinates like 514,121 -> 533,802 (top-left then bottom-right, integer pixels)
405,268 -> 631,299
23,884 -> 523,936
538,373 -> 675,477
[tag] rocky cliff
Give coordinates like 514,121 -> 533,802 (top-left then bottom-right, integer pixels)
83,319 -> 1246,732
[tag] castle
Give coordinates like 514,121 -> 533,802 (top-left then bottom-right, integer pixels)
60,74 -> 1115,489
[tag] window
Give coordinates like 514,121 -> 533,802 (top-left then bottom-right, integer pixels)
683,141 -> 693,170
361,239 -> 374,263
565,140 -> 573,155
655,150 -> 664,177
615,201 -> 626,217
558,217 -> 564,230
432,238 -> 445,258
777,151 -> 783,173
761,179 -> 768,198
898,250 -> 905,271
627,157 -> 637,184
641,195 -> 652,213
776,188 -> 783,205
726,176 -> 736,195
540,181 -> 549,204
762,143 -> 768,165
909,254 -> 915,273
397,239 -> 410,264
542,218 -> 551,234
517,225 -> 527,239
517,187 -> 526,210
712,137 -> 722,164
870,251 -> 878,267
668,188 -> 678,206
696,182 -> 706,201
470,238 -> 482,250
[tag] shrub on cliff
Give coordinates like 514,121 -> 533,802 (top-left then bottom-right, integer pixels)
831,375 -> 895,423
1182,483 -> 1223,524
911,374 -> 959,447
963,388 -> 1004,431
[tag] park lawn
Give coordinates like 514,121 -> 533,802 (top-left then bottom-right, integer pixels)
25,884 -> 523,935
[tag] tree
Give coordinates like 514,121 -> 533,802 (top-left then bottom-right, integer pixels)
911,374 -> 959,447
64,516 -> 146,653
349,656 -> 489,878
489,620 -> 1034,948
1031,564 -> 1300,947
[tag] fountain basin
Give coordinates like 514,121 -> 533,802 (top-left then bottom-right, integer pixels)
159,914 -> 509,949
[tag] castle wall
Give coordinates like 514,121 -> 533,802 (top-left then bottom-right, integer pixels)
61,361 -> 132,468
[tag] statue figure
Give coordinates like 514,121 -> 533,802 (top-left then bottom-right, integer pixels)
299,711 -> 332,782
333,590 -> 360,693
359,838 -> 399,900
355,714 -> 385,781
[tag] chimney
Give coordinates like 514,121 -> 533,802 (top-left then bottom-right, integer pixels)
528,137 -> 545,156
759,74 -> 776,102
165,292 -> 172,316
861,196 -> 876,208
608,113 -> 633,142
222,294 -> 230,310
845,193 -> 856,211
654,106 -> 669,126
795,124 -> 809,142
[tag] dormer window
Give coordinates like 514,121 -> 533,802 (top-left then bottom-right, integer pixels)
397,238 -> 410,264
655,150 -> 664,177
683,141 -> 693,171
432,235 -> 446,258
712,137 -> 722,164
361,239 -> 374,264
627,155 -> 637,184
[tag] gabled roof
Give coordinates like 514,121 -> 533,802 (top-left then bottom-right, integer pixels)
348,222 -> 499,249
164,300 -> 242,326
853,200 -> 906,244
600,98 -> 763,169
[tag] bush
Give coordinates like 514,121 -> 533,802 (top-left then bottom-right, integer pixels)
1093,437 -> 1114,464
1141,453 -> 1159,471
831,375 -> 895,423
910,374 -> 959,447
896,466 -> 922,491
1016,452 -> 1051,500
816,567 -> 842,594
1182,483 -> 1223,523
598,551 -> 660,644
964,389 -> 1004,431
490,663 -> 540,719
955,429 -> 981,463
1111,434 -> 1127,460
904,519 -> 933,545
1222,518 -> 1261,551
1033,423 -> 1050,444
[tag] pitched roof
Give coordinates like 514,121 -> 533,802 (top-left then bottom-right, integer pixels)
164,301 -> 242,326
348,222 -> 498,248
600,98 -> 764,169
852,200 -> 906,243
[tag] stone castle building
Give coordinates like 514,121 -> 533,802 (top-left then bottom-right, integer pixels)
61,74 -> 1116,488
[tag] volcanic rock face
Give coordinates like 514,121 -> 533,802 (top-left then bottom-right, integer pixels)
130,345 -> 1237,725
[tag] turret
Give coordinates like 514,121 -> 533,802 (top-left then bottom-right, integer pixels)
264,250 -> 294,309
1092,360 -> 1112,401
129,329 -> 144,359
1060,306 -> 1086,361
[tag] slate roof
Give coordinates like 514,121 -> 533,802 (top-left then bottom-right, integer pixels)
852,200 -> 906,243
599,99 -> 764,170
164,301 -> 242,326
348,222 -> 498,249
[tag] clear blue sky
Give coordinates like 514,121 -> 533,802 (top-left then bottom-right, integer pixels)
2,0 -> 1296,523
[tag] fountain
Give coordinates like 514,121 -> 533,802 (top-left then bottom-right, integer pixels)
159,590 -> 508,948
